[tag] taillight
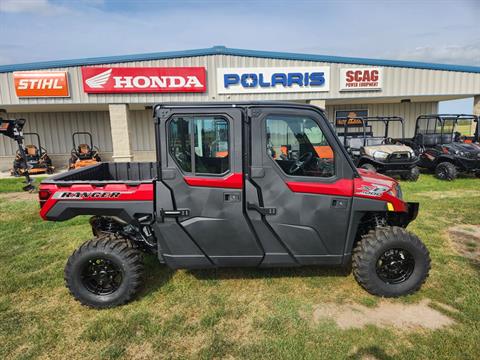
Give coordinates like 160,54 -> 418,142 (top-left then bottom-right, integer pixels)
38,189 -> 51,208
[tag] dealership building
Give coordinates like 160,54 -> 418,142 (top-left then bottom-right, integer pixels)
0,45 -> 479,171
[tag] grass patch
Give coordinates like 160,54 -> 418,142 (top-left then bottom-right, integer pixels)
0,175 -> 479,359
0,176 -> 46,193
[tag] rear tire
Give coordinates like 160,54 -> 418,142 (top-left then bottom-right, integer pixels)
352,227 -> 430,297
401,166 -> 420,181
360,163 -> 377,172
435,162 -> 457,181
65,235 -> 144,308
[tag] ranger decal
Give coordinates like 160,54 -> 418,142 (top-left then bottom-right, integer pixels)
53,191 -> 122,199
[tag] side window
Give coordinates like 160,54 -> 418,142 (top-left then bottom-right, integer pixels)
168,116 -> 230,175
266,115 -> 335,178
169,117 -> 192,172
194,117 -> 229,174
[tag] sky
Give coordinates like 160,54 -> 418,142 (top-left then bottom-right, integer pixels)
0,0 -> 478,112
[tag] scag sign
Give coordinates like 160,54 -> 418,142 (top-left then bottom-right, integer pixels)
339,68 -> 383,91
217,67 -> 330,94
81,67 -> 207,93
13,71 -> 70,97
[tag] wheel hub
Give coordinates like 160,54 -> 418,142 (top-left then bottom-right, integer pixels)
376,248 -> 414,284
81,258 -> 123,295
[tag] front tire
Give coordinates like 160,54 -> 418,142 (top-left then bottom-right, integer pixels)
65,235 -> 144,308
401,166 -> 420,181
352,227 -> 430,297
435,161 -> 457,181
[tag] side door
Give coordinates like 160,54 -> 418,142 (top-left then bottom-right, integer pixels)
156,107 -> 263,268
248,107 -> 355,266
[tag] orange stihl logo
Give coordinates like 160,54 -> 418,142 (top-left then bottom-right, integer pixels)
13,71 -> 70,97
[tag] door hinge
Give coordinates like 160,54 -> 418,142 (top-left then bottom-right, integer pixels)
247,202 -> 277,216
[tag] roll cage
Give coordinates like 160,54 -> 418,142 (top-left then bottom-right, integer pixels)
336,116 -> 406,149
414,114 -> 479,146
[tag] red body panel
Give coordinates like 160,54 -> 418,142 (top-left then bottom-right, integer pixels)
39,183 -> 154,220
286,169 -> 408,212
39,168 -> 408,220
286,179 -> 354,197
183,173 -> 243,189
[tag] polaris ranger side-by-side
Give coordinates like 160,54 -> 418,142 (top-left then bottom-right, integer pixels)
38,103 -> 430,308
404,114 -> 480,180
336,116 -> 420,181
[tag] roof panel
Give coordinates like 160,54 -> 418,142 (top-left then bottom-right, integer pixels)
0,46 -> 479,74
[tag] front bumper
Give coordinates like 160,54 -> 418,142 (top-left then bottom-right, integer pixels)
456,157 -> 480,171
406,202 -> 419,222
387,201 -> 419,227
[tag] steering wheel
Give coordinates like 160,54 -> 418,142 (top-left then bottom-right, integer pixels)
288,152 -> 313,174
382,137 -> 394,145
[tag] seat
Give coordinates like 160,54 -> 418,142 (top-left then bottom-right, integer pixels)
78,144 -> 91,154
348,138 -> 364,150
25,145 -> 38,157
441,133 -> 453,144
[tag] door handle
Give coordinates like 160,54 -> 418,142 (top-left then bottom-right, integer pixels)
331,199 -> 347,209
161,209 -> 190,217
247,202 -> 277,215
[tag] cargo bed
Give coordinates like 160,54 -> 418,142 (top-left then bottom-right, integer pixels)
42,162 -> 157,185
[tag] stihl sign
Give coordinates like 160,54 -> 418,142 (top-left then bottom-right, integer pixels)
339,68 -> 383,91
13,71 -> 70,97
81,67 -> 207,93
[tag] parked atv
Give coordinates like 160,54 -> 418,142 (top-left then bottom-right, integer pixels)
336,116 -> 420,181
404,114 -> 480,180
11,132 -> 54,176
68,132 -> 101,170
39,102 -> 430,308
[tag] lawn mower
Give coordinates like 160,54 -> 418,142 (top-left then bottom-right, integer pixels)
336,116 -> 420,181
11,132 -> 54,177
68,132 -> 101,170
0,116 -> 35,191
404,114 -> 480,180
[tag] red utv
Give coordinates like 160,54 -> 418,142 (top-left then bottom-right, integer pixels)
38,102 -> 430,308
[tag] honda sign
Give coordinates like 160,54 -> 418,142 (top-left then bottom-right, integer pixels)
81,67 -> 207,93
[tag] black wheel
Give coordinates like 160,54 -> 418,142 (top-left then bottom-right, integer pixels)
352,226 -> 430,297
65,235 -> 144,308
435,162 -> 457,181
401,166 -> 420,181
360,163 -> 376,172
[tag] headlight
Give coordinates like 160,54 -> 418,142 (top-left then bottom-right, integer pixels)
396,184 -> 403,200
373,151 -> 389,160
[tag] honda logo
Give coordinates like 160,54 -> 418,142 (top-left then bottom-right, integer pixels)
82,67 -> 207,93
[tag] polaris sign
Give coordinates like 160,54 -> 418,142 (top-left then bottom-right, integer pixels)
217,67 -> 330,94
